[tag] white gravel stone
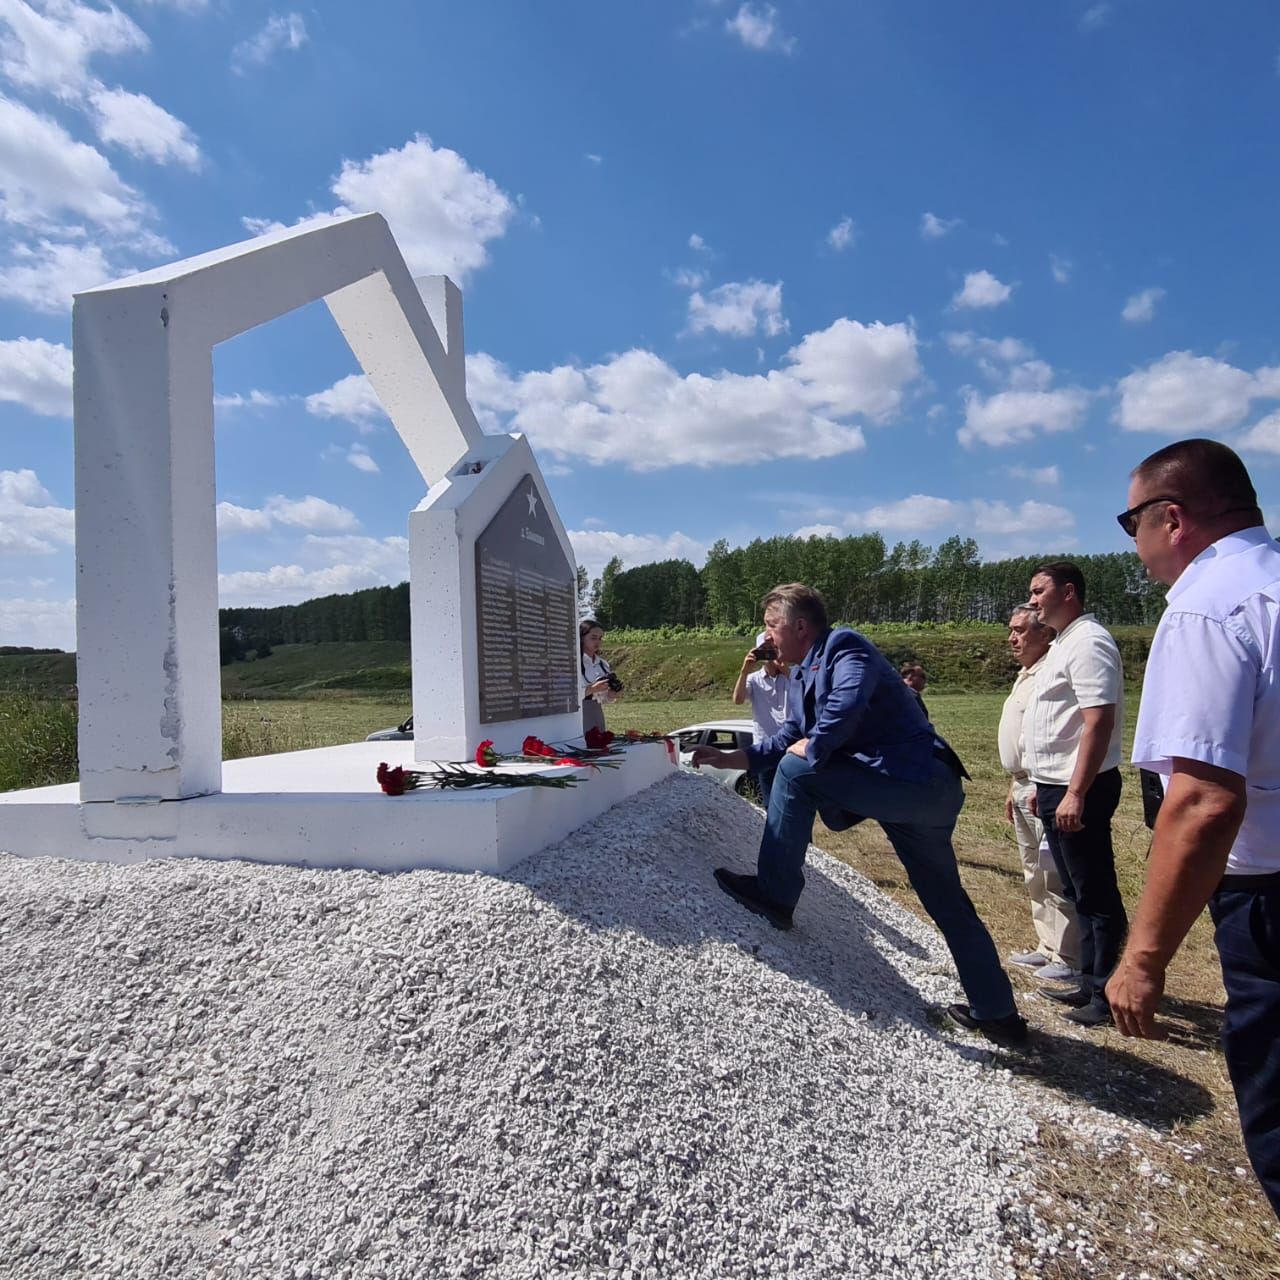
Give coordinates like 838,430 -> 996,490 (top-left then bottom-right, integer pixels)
0,772 -> 1137,1277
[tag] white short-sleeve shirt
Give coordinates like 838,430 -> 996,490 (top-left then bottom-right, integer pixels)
1132,526 -> 1280,875
745,668 -> 790,745
1023,613 -> 1124,786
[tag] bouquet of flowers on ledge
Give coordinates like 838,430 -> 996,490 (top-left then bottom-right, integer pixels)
377,746 -> 584,796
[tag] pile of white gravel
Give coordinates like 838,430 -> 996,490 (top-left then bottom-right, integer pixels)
2,771 -> 1108,1279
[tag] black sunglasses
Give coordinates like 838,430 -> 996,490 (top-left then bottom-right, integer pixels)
1116,495 -> 1180,537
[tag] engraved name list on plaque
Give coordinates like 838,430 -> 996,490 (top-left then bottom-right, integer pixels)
475,476 -> 578,724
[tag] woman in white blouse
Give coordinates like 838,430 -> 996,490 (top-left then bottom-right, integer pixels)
579,618 -> 620,734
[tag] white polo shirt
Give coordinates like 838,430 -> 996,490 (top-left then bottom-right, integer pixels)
1132,526 -> 1280,875
1023,613 -> 1124,786
745,668 -> 790,745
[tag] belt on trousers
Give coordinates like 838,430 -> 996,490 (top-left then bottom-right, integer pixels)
1218,870 -> 1280,891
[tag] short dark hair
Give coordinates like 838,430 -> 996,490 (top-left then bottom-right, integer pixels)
1032,561 -> 1086,607
899,661 -> 925,676
761,583 -> 828,632
1131,439 -> 1263,526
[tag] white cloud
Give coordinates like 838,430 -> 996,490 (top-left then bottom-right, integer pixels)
584,152 -> 602,166
688,233 -> 709,253
214,389 -> 286,411
1080,3 -> 1111,31
248,135 -> 515,285
0,336 -> 72,416
463,316 -> 921,471
1114,351 -> 1280,433
944,330 -> 1035,379
216,493 -> 361,537
263,495 -> 359,532
0,467 -> 74,553
1121,286 -> 1166,325
89,86 -> 201,168
0,237 -> 113,312
568,529 -> 708,582
0,0 -> 147,100
725,3 -> 794,53
798,491 -> 1076,551
1239,409 -> 1280,455
1050,253 -> 1072,284
1006,463 -> 1061,488
133,0 -> 208,10
686,279 -> 787,338
920,211 -> 961,240
0,95 -> 146,232
847,494 -> 961,533
0,594 -> 75,648
826,215 -> 855,252
971,499 -> 1074,538
670,266 -> 708,290
304,372 -> 384,428
217,535 -> 409,607
951,269 -> 1013,310
959,385 -> 1090,447
215,501 -> 272,536
345,443 -> 379,473
231,12 -> 307,74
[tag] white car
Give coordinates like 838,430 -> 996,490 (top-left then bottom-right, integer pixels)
671,719 -> 762,803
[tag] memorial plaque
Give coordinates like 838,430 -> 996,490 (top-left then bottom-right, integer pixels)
475,475 -> 579,724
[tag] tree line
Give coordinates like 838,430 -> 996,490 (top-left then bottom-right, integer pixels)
215,532 -> 1165,662
591,533 -> 1165,630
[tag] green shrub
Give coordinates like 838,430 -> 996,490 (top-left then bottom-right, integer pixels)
0,690 -> 78,792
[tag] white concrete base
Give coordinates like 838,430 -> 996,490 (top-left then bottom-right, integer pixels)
0,741 -> 676,874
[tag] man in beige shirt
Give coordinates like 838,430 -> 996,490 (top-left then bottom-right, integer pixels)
999,606 -> 1080,981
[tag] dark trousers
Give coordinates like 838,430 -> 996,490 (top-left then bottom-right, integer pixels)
1036,768 -> 1126,1007
1209,874 -> 1280,1220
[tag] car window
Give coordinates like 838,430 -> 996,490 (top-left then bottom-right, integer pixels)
734,731 -> 753,751
705,730 -> 738,748
676,731 -> 704,750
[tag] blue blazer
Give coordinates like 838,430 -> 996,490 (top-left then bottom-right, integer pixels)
746,627 -> 961,784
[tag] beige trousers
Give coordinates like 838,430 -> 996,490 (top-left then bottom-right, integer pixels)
1010,777 -> 1080,969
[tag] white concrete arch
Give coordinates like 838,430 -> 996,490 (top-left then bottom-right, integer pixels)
72,212 -> 480,803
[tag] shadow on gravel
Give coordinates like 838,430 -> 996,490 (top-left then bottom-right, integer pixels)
1006,1029 -> 1215,1130
515,774 -> 1215,1132
515,778 -> 948,1039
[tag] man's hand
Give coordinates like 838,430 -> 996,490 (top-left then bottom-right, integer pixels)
689,746 -> 749,772
786,737 -> 809,759
741,649 -> 759,671
1004,792 -> 1014,824
1105,956 -> 1169,1040
1027,790 -> 1038,818
1054,788 -> 1085,833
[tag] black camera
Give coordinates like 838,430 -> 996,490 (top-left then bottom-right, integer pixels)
752,643 -> 778,662
606,671 -> 624,693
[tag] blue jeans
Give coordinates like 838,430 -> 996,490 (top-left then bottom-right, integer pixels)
758,750 -> 1016,1021
1209,874 -> 1280,1220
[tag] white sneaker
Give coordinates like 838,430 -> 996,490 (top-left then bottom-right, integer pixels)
1008,949 -> 1049,968
1038,961 -> 1080,982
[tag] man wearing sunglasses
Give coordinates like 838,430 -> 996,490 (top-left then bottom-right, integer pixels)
1106,438 -> 1280,1220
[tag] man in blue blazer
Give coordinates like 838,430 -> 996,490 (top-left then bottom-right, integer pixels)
692,582 -> 1026,1048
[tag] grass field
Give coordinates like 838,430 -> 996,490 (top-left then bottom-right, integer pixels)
3,680 -> 1277,1272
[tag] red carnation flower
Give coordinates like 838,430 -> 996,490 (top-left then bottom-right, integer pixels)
475,740 -> 499,768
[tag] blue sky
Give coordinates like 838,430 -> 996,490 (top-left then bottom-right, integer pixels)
2,0 -> 1279,649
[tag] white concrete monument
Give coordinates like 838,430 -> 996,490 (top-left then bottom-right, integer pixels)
0,213 -> 672,871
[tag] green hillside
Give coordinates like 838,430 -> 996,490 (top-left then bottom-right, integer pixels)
1,625 -> 1158,702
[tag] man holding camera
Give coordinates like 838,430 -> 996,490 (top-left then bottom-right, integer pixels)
732,631 -> 790,806
692,583 -> 1025,1048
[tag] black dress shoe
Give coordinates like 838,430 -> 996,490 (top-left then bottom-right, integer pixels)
944,1003 -> 1029,1049
1038,984 -> 1091,1007
713,868 -> 794,931
1063,1001 -> 1112,1028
